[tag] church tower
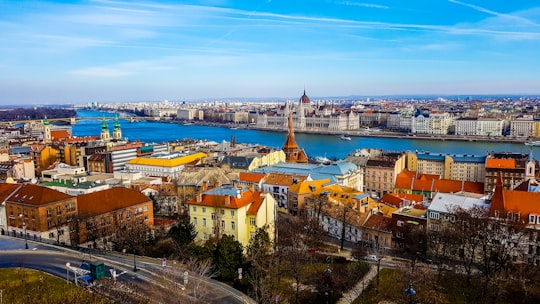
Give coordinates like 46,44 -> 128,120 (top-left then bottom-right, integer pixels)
112,116 -> 122,140
43,116 -> 52,144
100,117 -> 111,141
282,109 -> 308,163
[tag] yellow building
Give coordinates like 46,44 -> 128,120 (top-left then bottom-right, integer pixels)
30,144 -> 58,175
364,152 -> 407,199
126,152 -> 207,179
188,186 -> 276,248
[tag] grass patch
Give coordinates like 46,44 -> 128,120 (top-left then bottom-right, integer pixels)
0,268 -> 111,304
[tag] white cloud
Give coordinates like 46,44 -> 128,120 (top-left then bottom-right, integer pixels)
335,1 -> 389,9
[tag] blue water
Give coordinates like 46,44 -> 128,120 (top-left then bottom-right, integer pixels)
73,110 -> 536,160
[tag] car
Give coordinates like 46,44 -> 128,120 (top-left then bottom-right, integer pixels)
366,254 -> 378,261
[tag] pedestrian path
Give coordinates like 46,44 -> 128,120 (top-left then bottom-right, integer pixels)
336,265 -> 378,304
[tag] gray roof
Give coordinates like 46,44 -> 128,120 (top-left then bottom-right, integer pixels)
428,192 -> 490,214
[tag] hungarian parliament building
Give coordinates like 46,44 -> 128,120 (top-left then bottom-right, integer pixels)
256,90 -> 359,131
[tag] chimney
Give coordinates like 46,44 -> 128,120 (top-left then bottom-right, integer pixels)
215,181 -> 221,188
225,195 -> 230,206
197,193 -> 202,203
202,180 -> 208,191
249,184 -> 255,193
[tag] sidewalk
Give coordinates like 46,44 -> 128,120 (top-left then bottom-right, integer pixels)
336,265 -> 378,304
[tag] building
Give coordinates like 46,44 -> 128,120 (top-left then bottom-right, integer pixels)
426,192 -> 489,233
4,183 -> 77,245
262,172 -> 309,211
281,111 -> 308,164
454,118 -> 503,137
484,152 -> 536,193
406,151 -> 486,183
256,90 -> 359,132
30,144 -> 58,175
510,116 -> 535,138
188,186 -> 276,248
76,187 -> 154,248
364,152 -> 407,199
411,110 -> 454,135
126,152 -> 207,179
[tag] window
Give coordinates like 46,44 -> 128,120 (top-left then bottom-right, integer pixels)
397,220 -> 404,227
203,218 -> 206,227
144,206 -> 148,212
193,217 -> 198,225
203,233 -> 208,240
221,220 -> 225,229
250,232 -> 256,240
220,209 -> 225,215
211,213 -> 216,220
231,221 -> 236,230
530,214 -> 537,224
202,207 -> 206,213
250,218 -> 256,226
231,210 -> 235,216
429,212 -> 440,220
193,206 -> 197,212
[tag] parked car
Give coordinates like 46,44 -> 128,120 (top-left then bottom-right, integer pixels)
365,254 -> 378,261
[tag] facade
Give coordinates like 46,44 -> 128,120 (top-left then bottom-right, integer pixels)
126,152 -> 207,179
484,152 -> 536,193
455,118 -> 503,137
256,91 -> 359,132
510,116 -> 535,138
411,110 -> 454,135
364,152 -> 407,199
4,183 -> 77,244
262,172 -> 309,211
426,192 -> 489,233
406,151 -> 486,183
30,144 -> 58,175
76,187 -> 154,247
188,186 -> 276,248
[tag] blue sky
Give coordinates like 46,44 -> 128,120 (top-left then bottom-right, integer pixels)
1,0 -> 539,104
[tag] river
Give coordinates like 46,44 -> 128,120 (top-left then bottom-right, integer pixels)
72,110 -> 536,160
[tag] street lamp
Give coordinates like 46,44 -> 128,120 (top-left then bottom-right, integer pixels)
19,214 -> 28,249
404,260 -> 416,304
133,248 -> 138,272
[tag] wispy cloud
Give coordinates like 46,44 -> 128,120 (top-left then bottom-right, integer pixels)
448,0 -> 540,26
335,1 -> 389,9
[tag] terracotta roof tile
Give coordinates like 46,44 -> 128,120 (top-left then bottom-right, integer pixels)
188,189 -> 261,210
0,183 -> 21,202
77,187 -> 151,214
486,158 -> 515,169
239,172 -> 266,183
8,184 -> 73,206
51,130 -> 70,140
247,195 -> 265,215
264,173 -> 308,187
362,213 -> 393,233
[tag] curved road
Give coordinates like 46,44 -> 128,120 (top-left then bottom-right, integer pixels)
0,237 -> 255,304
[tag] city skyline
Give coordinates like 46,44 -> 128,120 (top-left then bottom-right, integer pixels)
1,0 -> 539,104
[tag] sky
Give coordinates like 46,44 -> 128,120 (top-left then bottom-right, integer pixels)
1,0 -> 540,104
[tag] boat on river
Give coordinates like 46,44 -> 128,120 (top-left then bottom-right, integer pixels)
525,141 -> 540,146
339,134 -> 352,141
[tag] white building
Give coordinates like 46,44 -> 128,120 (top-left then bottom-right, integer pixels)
510,116 -> 535,138
126,152 -> 206,179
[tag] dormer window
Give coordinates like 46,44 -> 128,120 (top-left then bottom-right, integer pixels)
530,214 -> 536,224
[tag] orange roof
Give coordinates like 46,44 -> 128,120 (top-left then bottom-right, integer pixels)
239,172 -> 266,183
395,193 -> 424,203
486,158 -> 515,169
0,183 -> 21,202
51,130 -> 70,140
500,190 -> 540,216
77,187 -> 151,215
247,195 -> 265,215
395,169 -> 483,194
264,173 -> 308,187
380,193 -> 404,207
8,184 -> 73,206
362,213 -> 393,233
188,189 -> 261,210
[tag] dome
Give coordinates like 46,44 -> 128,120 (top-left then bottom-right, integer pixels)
299,90 -> 311,104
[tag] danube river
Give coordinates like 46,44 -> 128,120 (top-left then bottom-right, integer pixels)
72,110 -> 536,160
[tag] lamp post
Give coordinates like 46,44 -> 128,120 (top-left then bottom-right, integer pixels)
404,260 -> 416,304
19,214 -> 28,249
133,248 -> 138,272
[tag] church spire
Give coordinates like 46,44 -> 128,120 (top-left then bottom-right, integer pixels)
282,110 -> 308,163
112,116 -> 122,140
100,117 -> 111,141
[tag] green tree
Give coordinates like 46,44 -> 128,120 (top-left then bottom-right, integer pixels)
213,234 -> 244,281
245,226 -> 274,303
167,212 -> 197,255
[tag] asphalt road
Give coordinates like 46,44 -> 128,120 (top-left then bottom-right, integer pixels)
0,236 -> 255,304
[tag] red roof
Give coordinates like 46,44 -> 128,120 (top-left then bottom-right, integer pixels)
239,172 -> 266,183
486,158 -> 515,169
395,169 -> 483,194
51,130 -> 70,140
0,183 -> 21,202
7,184 -> 73,206
77,187 -> 151,215
188,189 -> 261,210
363,213 -> 393,233
247,195 -> 265,215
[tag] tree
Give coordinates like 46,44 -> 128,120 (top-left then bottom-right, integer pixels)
213,234 -> 244,281
245,226 -> 274,304
167,211 -> 197,256
113,219 -> 153,271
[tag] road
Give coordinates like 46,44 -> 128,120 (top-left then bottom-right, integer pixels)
0,236 -> 255,304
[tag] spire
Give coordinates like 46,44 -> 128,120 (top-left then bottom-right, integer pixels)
43,116 -> 49,126
282,110 -> 308,163
101,117 -> 109,130
114,116 -> 121,130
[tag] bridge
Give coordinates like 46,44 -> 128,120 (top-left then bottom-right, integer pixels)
0,115 -> 158,126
